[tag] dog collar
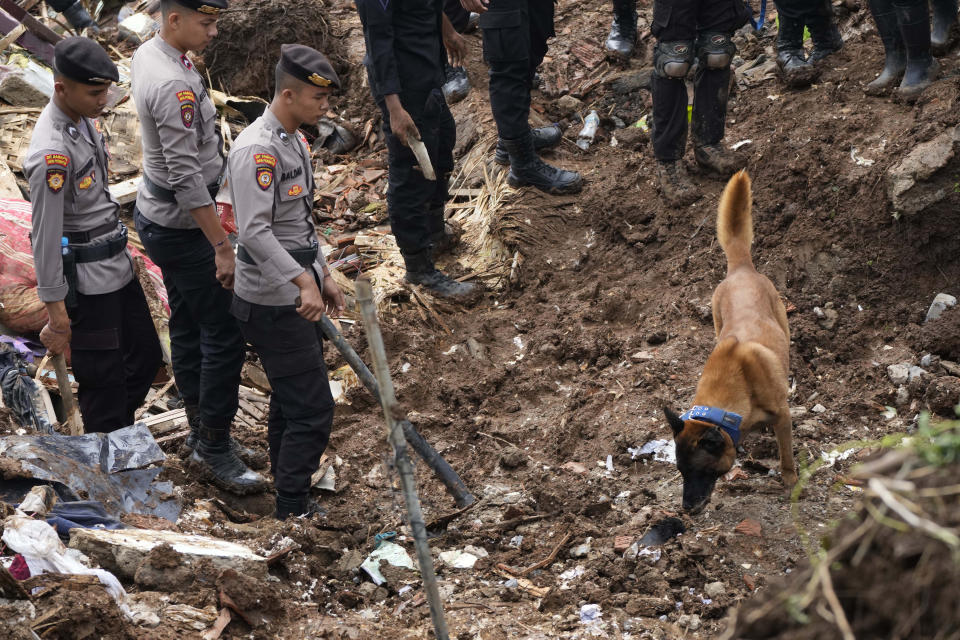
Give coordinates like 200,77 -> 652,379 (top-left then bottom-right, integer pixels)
680,405 -> 742,445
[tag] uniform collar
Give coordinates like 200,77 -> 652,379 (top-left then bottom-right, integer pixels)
48,102 -> 94,146
263,108 -> 295,145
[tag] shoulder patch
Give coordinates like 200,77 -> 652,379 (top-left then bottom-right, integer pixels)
253,152 -> 277,167
46,168 -> 66,193
177,90 -> 196,128
177,90 -> 196,103
256,166 -> 274,191
45,153 -> 69,167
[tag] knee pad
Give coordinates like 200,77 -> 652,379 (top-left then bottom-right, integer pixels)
697,32 -> 736,69
654,40 -> 695,79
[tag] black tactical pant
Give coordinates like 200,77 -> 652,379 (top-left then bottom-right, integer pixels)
774,0 -> 833,20
134,208 -> 243,428
70,278 -> 163,433
231,295 -> 334,497
375,88 -> 455,255
479,0 -> 555,140
651,0 -> 751,161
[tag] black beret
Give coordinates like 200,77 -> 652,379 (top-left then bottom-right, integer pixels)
165,0 -> 227,15
54,37 -> 118,85
278,44 -> 340,90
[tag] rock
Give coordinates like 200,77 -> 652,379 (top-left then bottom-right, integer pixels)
466,337 -> 487,360
704,581 -> 726,599
887,363 -> 911,386
924,376 -> 960,416
464,544 -> 489,558
134,543 -> 194,591
609,68 -> 653,94
614,535 -> 634,553
908,366 -> 927,381
555,95 -> 583,117
625,596 -> 672,617
569,538 -> 592,558
0,68 -> 51,108
817,307 -> 839,330
499,447 -> 527,469
358,582 -> 378,597
921,354 -> 941,370
69,528 -> 268,581
678,613 -> 702,631
925,293 -> 957,322
896,385 -> 911,406
561,461 -> 588,474
611,126 -> 648,150
811,404 -> 827,414
887,126 -> 960,215
646,331 -> 668,345
789,406 -> 808,419
798,420 -> 819,434
734,519 -> 762,538
346,189 -> 368,212
631,350 -> 655,361
743,574 -> 757,590
439,550 -> 479,569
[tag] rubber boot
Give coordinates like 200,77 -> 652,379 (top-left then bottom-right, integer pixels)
656,160 -> 699,206
189,423 -> 269,495
52,0 -> 99,33
605,0 -> 638,58
808,0 -> 844,62
442,63 -> 471,105
894,0 -> 938,102
776,15 -> 819,87
930,0 -> 958,54
866,0 -> 906,94
275,492 -> 326,520
500,132 -> 583,195
179,403 -> 268,469
402,249 -> 479,302
494,124 -> 562,165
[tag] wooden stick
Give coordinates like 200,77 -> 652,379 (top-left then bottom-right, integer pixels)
51,354 -> 82,435
520,532 -> 572,576
135,378 -> 175,420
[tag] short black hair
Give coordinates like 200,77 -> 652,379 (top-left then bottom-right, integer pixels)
273,65 -> 303,97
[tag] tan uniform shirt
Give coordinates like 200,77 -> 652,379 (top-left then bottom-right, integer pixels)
229,109 -> 322,306
131,35 -> 223,229
25,102 -> 133,302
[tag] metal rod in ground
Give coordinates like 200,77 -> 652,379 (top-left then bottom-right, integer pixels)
355,280 -> 450,640
318,315 -> 475,508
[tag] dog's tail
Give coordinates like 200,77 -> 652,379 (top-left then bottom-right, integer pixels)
717,170 -> 753,270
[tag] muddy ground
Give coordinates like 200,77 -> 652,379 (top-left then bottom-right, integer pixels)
6,0 -> 960,638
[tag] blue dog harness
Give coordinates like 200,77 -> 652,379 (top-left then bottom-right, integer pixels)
680,405 -> 743,445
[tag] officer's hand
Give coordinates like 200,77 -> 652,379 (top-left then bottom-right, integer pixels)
295,274 -> 325,322
461,0 -> 488,13
388,106 -> 421,147
321,274 -> 346,317
214,244 -> 235,290
40,322 -> 71,356
444,30 -> 469,68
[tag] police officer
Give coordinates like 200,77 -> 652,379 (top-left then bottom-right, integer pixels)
356,0 -> 479,302
775,0 -> 843,88
131,0 -> 267,493
650,0 -> 751,206
26,37 -> 163,433
463,0 -> 579,194
606,0 -> 638,58
228,45 -> 345,519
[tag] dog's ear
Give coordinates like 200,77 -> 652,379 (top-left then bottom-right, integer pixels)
700,428 -> 726,454
664,407 -> 685,436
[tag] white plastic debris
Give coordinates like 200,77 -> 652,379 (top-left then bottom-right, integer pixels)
605,455 -> 614,472
580,603 -> 602,622
850,147 -> 875,166
360,541 -> 416,585
509,535 -> 523,547
731,139 -> 752,151
438,549 -> 479,569
628,439 -> 677,463
820,446 -> 858,467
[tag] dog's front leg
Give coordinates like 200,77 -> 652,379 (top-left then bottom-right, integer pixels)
772,407 -> 798,489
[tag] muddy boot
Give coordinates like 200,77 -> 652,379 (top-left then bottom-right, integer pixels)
865,0 -> 906,94
442,63 -> 471,105
930,0 -> 958,54
275,493 -> 327,520
694,144 -> 746,176
808,0 -> 844,62
428,205 -> 461,257
178,403 -> 202,459
403,249 -> 479,302
605,0 -> 638,58
656,160 -> 699,206
493,124 -> 562,165
777,15 -> 819,87
190,423 -> 269,495
500,131 -> 583,195
893,0 -> 938,102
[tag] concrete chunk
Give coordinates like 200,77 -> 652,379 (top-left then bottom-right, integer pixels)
69,528 -> 267,581
887,127 -> 960,215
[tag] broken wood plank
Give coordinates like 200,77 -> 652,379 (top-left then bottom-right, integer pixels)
201,608 -> 232,640
491,567 -> 550,597
140,407 -> 188,437
0,153 -> 20,198
0,10 -> 53,64
108,177 -> 141,205
0,0 -> 61,45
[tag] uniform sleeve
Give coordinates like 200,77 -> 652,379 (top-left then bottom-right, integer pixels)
355,0 -> 402,96
25,149 -> 70,302
229,145 -> 305,288
148,80 -> 213,210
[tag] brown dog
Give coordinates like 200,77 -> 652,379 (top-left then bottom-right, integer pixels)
664,170 -> 797,514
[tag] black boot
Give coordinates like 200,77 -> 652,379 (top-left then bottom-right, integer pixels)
442,63 -> 471,105
656,160 -> 699,206
808,0 -> 844,62
494,124 -> 562,165
402,249 -> 479,302
49,0 -> 99,33
428,205 -> 461,257
776,15 -> 819,87
605,0 -> 638,58
179,403 -> 268,469
189,423 -> 269,495
500,131 -> 583,195
930,0 -> 958,54
894,0 -> 938,102
275,492 -> 326,520
866,0 -> 906,94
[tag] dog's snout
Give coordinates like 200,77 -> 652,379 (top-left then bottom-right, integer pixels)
683,496 -> 710,515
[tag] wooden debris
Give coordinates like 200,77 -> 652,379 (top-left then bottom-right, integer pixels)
492,566 -> 550,598
140,408 -> 188,437
0,564 -> 29,600
0,153 -> 20,198
201,608 -> 233,640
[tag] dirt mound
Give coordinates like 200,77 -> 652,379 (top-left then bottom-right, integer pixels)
723,424 -> 960,640
204,0 -> 347,97
916,310 -> 960,361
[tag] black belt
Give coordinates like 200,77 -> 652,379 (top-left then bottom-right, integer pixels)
143,174 -> 221,204
71,225 -> 128,264
236,242 -> 318,267
64,220 -> 119,244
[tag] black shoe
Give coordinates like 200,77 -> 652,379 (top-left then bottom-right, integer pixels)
179,405 -> 268,469
190,424 -> 269,495
494,124 -> 562,165
893,0 -> 937,102
442,64 -> 471,104
60,0 -> 99,33
777,49 -> 819,87
694,144 -> 746,176
499,132 -> 583,195
403,250 -> 479,302
275,493 -> 327,520
865,0 -> 906,95
808,0 -> 843,62
930,0 -> 958,55
605,1 -> 638,58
